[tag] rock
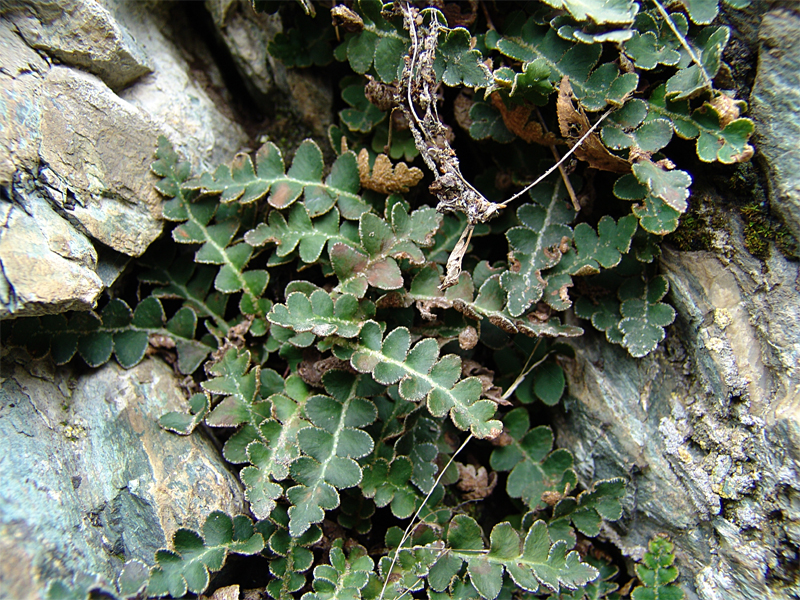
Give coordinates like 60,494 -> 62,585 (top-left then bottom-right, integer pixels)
556,211 -> 800,600
206,0 -> 334,141
750,7 -> 800,241
115,1 -> 250,171
206,0 -> 281,112
0,178 -> 103,317
37,66 -> 164,257
0,1 -> 251,318
4,0 -> 152,91
0,353 -> 245,599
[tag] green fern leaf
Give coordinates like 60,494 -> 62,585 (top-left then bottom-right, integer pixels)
302,538 -> 375,600
347,321 -> 502,439
331,202 -> 441,297
631,536 -> 685,600
268,286 -> 376,339
490,408 -> 578,509
266,505 -> 322,600
286,370 -> 377,536
549,478 -> 627,542
8,297 -> 214,373
239,374 -> 313,519
440,516 -> 600,599
147,512 -> 264,598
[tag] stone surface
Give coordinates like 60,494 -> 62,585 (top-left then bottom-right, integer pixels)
0,0 -> 251,318
116,1 -> 250,172
556,211 -> 800,600
5,0 -> 152,91
0,178 -> 103,317
37,66 -> 164,257
206,0 -> 281,112
750,7 -> 800,241
0,354 -> 244,599
207,0 -> 334,141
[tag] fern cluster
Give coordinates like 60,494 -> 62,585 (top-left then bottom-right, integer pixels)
4,0 -> 755,598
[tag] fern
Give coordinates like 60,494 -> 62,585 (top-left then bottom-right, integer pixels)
631,536 -> 685,600
17,1 -> 762,598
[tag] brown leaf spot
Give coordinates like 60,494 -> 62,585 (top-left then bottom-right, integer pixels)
269,181 -> 295,208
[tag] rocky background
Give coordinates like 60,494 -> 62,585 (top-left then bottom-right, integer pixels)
0,1 -> 798,599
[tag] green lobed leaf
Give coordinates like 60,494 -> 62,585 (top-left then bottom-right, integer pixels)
550,478 -> 626,543
445,517 -> 600,598
340,83 -> 386,134
501,179 -> 575,317
147,511 -> 264,598
490,408 -> 578,509
349,321 -> 502,439
434,27 -> 492,88
631,537 -> 685,600
301,538 -> 374,600
237,375 -> 313,519
618,275 -> 676,357
8,297 -> 213,373
287,370 -> 377,536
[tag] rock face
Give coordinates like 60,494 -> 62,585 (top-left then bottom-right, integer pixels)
0,354 -> 245,599
0,0 -> 249,318
206,0 -> 334,140
751,7 -> 800,241
557,210 -> 800,600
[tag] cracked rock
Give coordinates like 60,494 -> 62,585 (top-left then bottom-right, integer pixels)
0,354 -> 244,599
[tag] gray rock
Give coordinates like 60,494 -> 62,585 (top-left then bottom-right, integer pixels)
37,66 -> 164,257
751,8 -> 800,241
206,0 -> 282,111
0,0 -> 251,318
0,354 -> 244,599
206,0 -> 334,141
4,0 -> 152,91
115,1 -> 250,171
0,178 -> 104,318
557,212 -> 800,600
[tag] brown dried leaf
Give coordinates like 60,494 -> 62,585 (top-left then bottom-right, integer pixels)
490,93 -> 561,146
462,359 -> 510,405
331,5 -> 364,32
440,223 -> 473,290
453,91 -> 475,132
709,93 -> 740,128
556,78 -> 630,174
298,349 -> 354,388
456,463 -> 498,501
357,149 -> 424,194
365,76 -> 397,112
458,325 -> 478,350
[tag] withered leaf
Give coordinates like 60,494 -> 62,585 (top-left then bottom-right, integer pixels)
490,92 -> 562,146
357,149 -> 424,194
557,78 -> 631,174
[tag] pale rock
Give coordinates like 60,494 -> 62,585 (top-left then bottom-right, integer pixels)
4,0 -> 152,91
751,8 -> 800,241
0,354 -> 245,599
557,212 -> 800,599
206,0 -> 281,111
115,1 -> 250,171
38,67 -> 164,257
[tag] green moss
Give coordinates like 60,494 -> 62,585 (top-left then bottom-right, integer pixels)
668,213 -> 713,251
740,203 -> 798,260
